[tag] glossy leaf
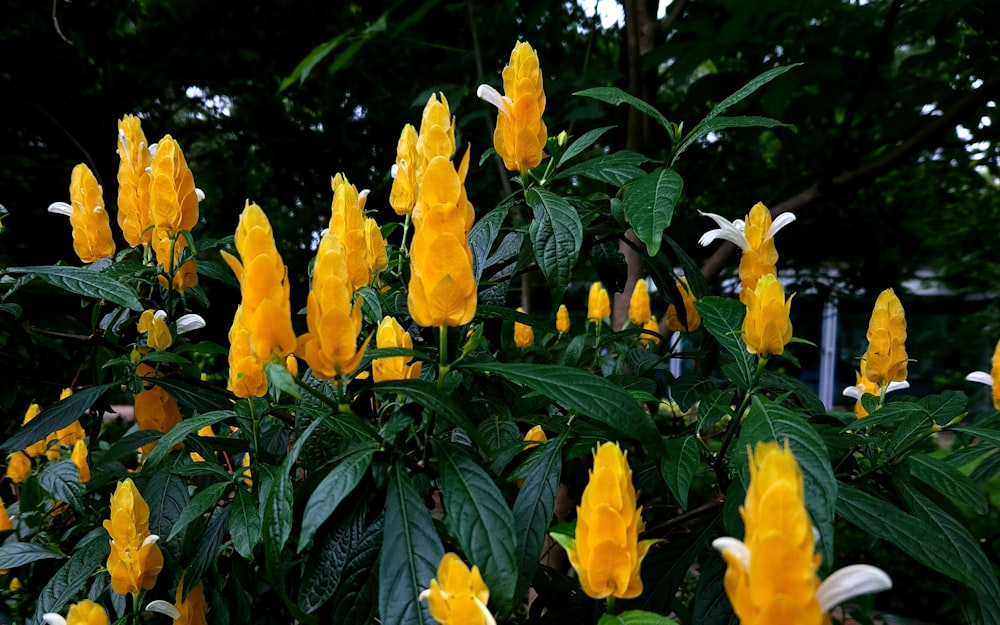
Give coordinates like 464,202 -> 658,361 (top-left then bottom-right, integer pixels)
574,87 -> 674,138
32,533 -> 109,625
298,446 -> 376,552
0,542 -> 66,569
694,297 -> 755,390
167,481 -> 229,542
513,434 -> 564,600
909,453 -> 988,515
557,126 -> 616,167
526,188 -> 582,305
327,516 -> 383,625
660,435 -> 701,509
229,487 -> 262,559
553,151 -> 648,186
5,266 -> 143,311
371,380 -> 485,448
299,503 -> 366,613
1,384 -> 113,454
623,167 -> 683,256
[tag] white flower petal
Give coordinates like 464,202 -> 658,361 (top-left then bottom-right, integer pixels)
842,385 -> 863,400
390,163 -> 399,179
149,142 -> 158,157
42,614 -> 67,625
885,381 -> 910,394
142,534 -> 160,547
816,564 -> 892,611
176,314 -> 206,334
697,211 -> 750,250
711,536 -> 750,569
476,84 -> 513,117
48,202 -> 73,217
475,597 -> 497,625
195,188 -> 206,202
154,310 -> 168,321
145,600 -> 181,620
966,371 -> 994,387
766,212 -> 796,239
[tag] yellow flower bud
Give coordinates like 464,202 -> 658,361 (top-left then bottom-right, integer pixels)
6,451 -> 31,484
628,279 -> 651,327
861,288 -> 908,386
742,274 -> 793,357
227,308 -> 267,398
420,553 -> 495,625
372,316 -> 422,383
640,316 -> 661,347
71,439 -> 90,483
103,478 -> 163,594
285,354 -> 299,378
665,276 -> 701,333
116,114 -> 153,248
49,599 -> 109,625
21,403 -> 46,458
329,173 -> 374,290
565,442 -> 652,599
139,309 -> 173,352
556,304 -> 570,334
514,307 -> 534,349
48,164 -> 116,263
152,227 -> 198,291
416,93 -> 456,177
587,282 -> 610,323
390,124 -> 419,216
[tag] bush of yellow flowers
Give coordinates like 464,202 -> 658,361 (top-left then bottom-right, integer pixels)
2,38 -> 999,625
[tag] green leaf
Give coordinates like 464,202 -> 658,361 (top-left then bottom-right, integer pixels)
98,430 -> 163,465
690,64 -> 800,133
557,126 -> 616,167
279,34 -> 345,92
909,453 -> 987,515
690,554 -> 738,625
526,188 -> 582,305
735,397 -> 837,567
954,426 -> 1000,449
167,481 -> 229,542
921,390 -> 967,425
371,380 -> 485,448
574,87 -> 674,138
1,384 -> 114,454
33,534 -> 109,625
598,611 -> 679,625
298,446 -> 376,552
265,465 -> 294,559
38,459 -> 83,510
513,434 -> 564,599
299,502 -> 366,613
694,297 -> 755,390
438,442 -> 518,615
469,202 -> 512,283
460,362 -> 660,449
838,484 -> 992,595
265,361 -> 301,400
379,464 -> 444,625
697,389 -> 734,434
143,411 -> 235,468
0,542 -> 66,569
672,116 -> 793,165
184,506 -> 230,590
143,472 -> 189,544
633,514 -> 719,615
553,151 -> 648,186
670,374 -> 715,413
5,265 -> 144,311
326,516 -> 383,625
139,351 -> 192,365
660,435 -> 701,509
623,168 -> 683,256
229,487 -> 262,559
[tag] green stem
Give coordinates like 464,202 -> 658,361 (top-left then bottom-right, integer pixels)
605,596 -> 617,616
422,326 -> 450,464
714,355 -> 769,488
248,398 -> 262,493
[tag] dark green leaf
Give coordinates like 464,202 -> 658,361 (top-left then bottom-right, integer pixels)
526,188 -> 582,305
299,502 -> 366,613
149,377 -> 232,414
5,266 -> 143,311
660,436 -> 701,509
298,446 -> 375,552
553,151 -> 648,186
143,472 -> 189,544
513,435 -> 563,600
953,427 -> 1000,449
279,34 -> 345,91
98,430 -> 163,465
184,506 -> 230,589
229,487 -> 262,559
631,514 -> 719,615
697,390 -> 734,434
33,534 -> 109,625
598,611 -> 679,625
688,65 -> 799,132
672,116 -> 793,165
0,542 -> 66,569
143,411 -> 235,468
379,464 -> 444,625
690,554 -> 737,625
694,297 -> 755,390
327,516 -> 383,625
909,453 -> 987,514
1,384 -> 114,454
623,168 -> 683,256
167,481 -> 229,542
139,351 -> 192,365
371,380 -> 484,448
922,390 -> 967,425
469,203 -> 511,283
671,373 -> 715,413
37,459 -> 83,510
573,87 -> 674,138
557,126 -> 616,167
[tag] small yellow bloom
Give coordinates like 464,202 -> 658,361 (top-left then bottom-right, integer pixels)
640,316 -> 661,347
9,577 -> 21,591
0,499 -> 12,531
43,599 -> 109,625
189,424 -> 216,463
416,93 -> 457,176
742,274 -> 793,357
628,279 -> 651,327
71,440 -> 90,483
524,425 -> 547,447
861,289 -> 908,386
149,135 -> 199,235
713,442 -> 891,624
390,124 -> 419,216
285,354 -> 299,378
47,164 -> 116,263
665,276 -> 701,333
514,307 -> 534,349
103,478 -> 163,595
146,579 -> 209,625
139,309 -> 174,352
476,41 -> 547,173
372,316 -> 422,383
329,173 -> 377,290
6,451 -> 31,483
116,114 -> 154,248
227,308 -> 267,398
556,304 -> 570,334
419,553 -> 496,625
587,282 -> 610,323
564,442 -> 652,599
965,338 -> 1000,410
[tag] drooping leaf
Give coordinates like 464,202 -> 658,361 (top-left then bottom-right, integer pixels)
557,126 -> 616,167
0,542 -> 66,569
298,446 -> 376,552
573,87 -> 674,139
623,168 -> 683,256
513,434 -> 564,600
694,297 -> 755,390
33,533 -> 109,625
526,188 -> 582,305
143,472 -> 189,545
37,459 -> 83,511
184,506 -> 230,590
229,486 -> 262,559
5,266 -> 143,311
553,151 -> 648,186
299,502 -> 366,613
1,384 -> 114,454
660,435 -> 702,509
909,453 -> 988,515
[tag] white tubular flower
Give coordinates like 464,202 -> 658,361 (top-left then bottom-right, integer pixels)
697,209 -> 796,249
842,380 -> 909,400
47,202 -> 73,217
176,313 -> 206,335
145,601 -> 181,620
42,615 -> 67,625
814,564 -> 894,612
476,84 -> 513,118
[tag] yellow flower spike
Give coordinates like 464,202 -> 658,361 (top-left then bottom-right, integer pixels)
134,363 -> 183,454
587,282 -> 610,323
556,304 -> 570,334
0,499 -> 12,531
117,114 -> 154,248
419,553 -> 496,625
103,478 -> 163,595
665,276 -> 701,333
861,288 -> 908,387
514,307 -> 534,349
416,93 -> 457,176
6,451 -> 31,484
146,578 -> 209,625
297,233 -> 370,381
139,309 -> 173,352
408,154 -> 477,328
47,164 -> 116,264
628,279 -> 651,327
640,316 -> 661,347
742,274 -> 793,357
842,372 -> 909,418
329,173 -> 373,290
43,599 -> 109,625
713,442 -> 891,624
965,338 -> 1000,410
562,441 -> 653,599
476,40 -> 547,173
524,425 -> 547,447
71,440 -> 90,483
372,316 -> 422,383
149,135 -> 199,235
698,203 -> 795,303
390,124 -> 419,216
227,308 -> 267,398
364,217 -> 389,278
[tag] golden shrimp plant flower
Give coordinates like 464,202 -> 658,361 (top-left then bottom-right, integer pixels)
640,316 -> 661,347
860,289 -> 908,386
372,316 -> 422,382
965,338 -> 1000,410
556,304 -> 570,334
297,232 -> 370,380
227,308 -> 267,398
149,135 -> 200,235
713,442 -> 891,625
559,441 -> 653,599
416,93 -> 457,178
103,478 -> 163,595
390,124 -> 419,216
514,307 -> 534,348
329,173 -> 384,290
408,150 -> 477,328
419,552 -> 496,625
842,371 -> 909,418
6,451 -> 30,484
476,40 -> 547,173
628,279 -> 651,327
152,227 -> 198,291
48,164 -> 116,264
587,282 -> 610,323
116,114 -> 153,248
147,579 -> 209,625
71,439 -> 90,483
698,203 -> 795,303
742,274 -> 793,357
665,276 -> 701,333
139,310 -> 173,352
43,600 -> 109,625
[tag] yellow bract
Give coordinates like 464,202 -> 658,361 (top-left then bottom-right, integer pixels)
62,164 -> 117,264
417,94 -> 457,177
152,228 -> 198,291
861,288 -> 908,386
993,339 -> 1000,410
227,307 -> 268,398
139,310 -> 173,352
390,124 -> 419,216
149,135 -> 199,234
665,276 -> 701,333
628,280 -> 651,327
103,478 -> 163,595
556,304 -> 570,334
742,274 -> 793,357
421,552 -> 495,625
329,173 -> 385,290
514,307 -> 534,348
6,451 -> 30,484
587,282 -> 610,323
116,114 -> 153,248
372,316 -> 422,382
720,442 -> 827,625
22,403 -> 46,458
174,579 -> 209,625
566,441 -> 652,599
0,498 -> 12,531
71,440 -> 90,483
478,41 -> 547,173
640,316 -> 660,347
57,600 -> 109,625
